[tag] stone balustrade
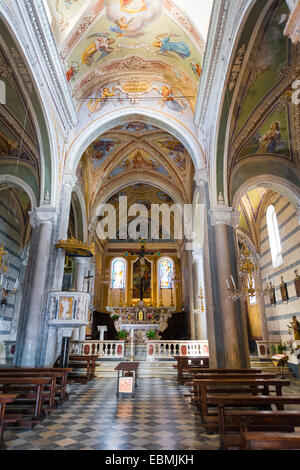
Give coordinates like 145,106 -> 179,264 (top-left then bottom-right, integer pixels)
70,340 -> 125,358
146,340 -> 209,361
255,340 -> 282,358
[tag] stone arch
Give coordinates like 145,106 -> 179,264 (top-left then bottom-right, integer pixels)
65,108 -> 205,177
232,175 -> 300,224
0,2 -> 60,207
0,175 -> 37,210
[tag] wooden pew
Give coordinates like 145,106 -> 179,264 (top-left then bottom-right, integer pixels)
0,371 -> 67,406
183,372 -> 276,386
67,355 -> 98,383
192,378 -> 290,419
241,432 -> 300,450
174,356 -> 209,382
0,394 -> 18,450
0,368 -> 72,402
179,367 -> 263,384
204,410 -> 300,448
0,377 -> 54,426
206,395 -> 300,450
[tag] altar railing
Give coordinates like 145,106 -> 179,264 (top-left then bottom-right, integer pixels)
146,340 -> 209,361
255,340 -> 282,358
70,340 -> 125,359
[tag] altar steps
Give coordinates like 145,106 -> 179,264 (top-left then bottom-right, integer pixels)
250,357 -> 295,377
95,360 -> 177,379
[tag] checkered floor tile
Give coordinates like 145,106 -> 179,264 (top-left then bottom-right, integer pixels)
4,375 -> 300,451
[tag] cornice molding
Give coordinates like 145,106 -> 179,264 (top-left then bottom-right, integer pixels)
22,0 -> 78,131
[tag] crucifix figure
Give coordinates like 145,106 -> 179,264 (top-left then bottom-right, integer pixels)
125,239 -> 156,301
85,270 -> 94,293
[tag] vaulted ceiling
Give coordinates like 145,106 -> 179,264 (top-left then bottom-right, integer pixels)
45,0 -> 210,124
76,120 -> 195,224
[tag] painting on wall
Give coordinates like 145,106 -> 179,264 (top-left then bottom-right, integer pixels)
0,131 -> 19,156
132,258 -> 151,298
237,111 -> 291,161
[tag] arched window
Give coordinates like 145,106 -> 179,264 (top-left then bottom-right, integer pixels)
266,205 -> 283,268
0,80 -> 6,105
111,258 -> 126,289
159,258 -> 173,289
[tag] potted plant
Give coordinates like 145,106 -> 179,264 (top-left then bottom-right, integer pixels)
146,329 -> 157,340
111,314 -> 119,321
117,330 -> 127,340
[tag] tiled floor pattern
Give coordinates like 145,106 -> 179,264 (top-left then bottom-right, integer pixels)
4,376 -> 300,451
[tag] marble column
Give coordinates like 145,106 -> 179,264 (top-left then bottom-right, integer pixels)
192,250 -> 208,340
255,266 -> 269,341
211,206 -> 250,369
20,207 -> 57,367
53,172 -> 77,291
187,250 -> 196,340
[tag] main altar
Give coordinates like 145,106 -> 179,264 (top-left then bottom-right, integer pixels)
105,240 -> 176,359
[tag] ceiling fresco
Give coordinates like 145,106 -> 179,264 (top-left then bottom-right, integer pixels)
45,0 -> 206,130
76,121 -> 195,221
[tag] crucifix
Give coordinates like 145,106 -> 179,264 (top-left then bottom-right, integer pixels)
85,271 -> 94,293
124,239 -> 158,301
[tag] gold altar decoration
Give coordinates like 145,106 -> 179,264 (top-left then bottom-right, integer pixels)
0,243 -> 9,274
56,238 -> 95,258
239,241 -> 257,297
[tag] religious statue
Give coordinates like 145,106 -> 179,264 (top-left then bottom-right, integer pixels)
287,316 -> 300,342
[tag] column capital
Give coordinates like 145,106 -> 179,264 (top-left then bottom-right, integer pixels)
192,249 -> 204,263
63,171 -> 78,190
29,207 -> 57,228
210,206 -> 240,228
194,169 -> 208,186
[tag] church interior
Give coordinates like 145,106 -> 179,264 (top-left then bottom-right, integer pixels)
1,0 -> 300,453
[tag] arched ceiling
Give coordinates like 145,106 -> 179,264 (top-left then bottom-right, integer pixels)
76,120 -> 195,222
46,0 -> 210,129
214,0 -> 300,205
238,187 -> 276,252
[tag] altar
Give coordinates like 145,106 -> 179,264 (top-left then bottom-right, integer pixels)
107,300 -> 174,360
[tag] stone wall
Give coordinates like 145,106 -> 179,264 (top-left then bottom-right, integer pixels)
260,193 -> 300,343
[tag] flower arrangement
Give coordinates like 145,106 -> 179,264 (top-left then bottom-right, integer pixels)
146,329 -> 157,340
117,330 -> 128,340
111,314 -> 119,321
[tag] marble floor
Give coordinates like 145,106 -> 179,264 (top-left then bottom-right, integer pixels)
4,375 -> 300,451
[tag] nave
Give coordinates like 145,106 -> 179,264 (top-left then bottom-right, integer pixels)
4,377 -> 219,451
3,372 -> 300,451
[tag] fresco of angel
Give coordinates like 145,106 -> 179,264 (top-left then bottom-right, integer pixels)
154,85 -> 187,114
87,87 -> 118,116
153,33 -> 191,59
82,34 -> 115,65
105,0 -> 161,37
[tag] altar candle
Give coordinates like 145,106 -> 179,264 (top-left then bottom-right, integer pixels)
0,274 -> 3,286
14,278 -> 19,289
231,275 -> 236,290
226,279 -> 230,290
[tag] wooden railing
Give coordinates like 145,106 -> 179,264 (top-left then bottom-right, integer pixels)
70,340 -> 125,359
146,340 -> 209,361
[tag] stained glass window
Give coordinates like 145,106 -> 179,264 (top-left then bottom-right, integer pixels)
159,258 -> 173,289
111,258 -> 126,289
